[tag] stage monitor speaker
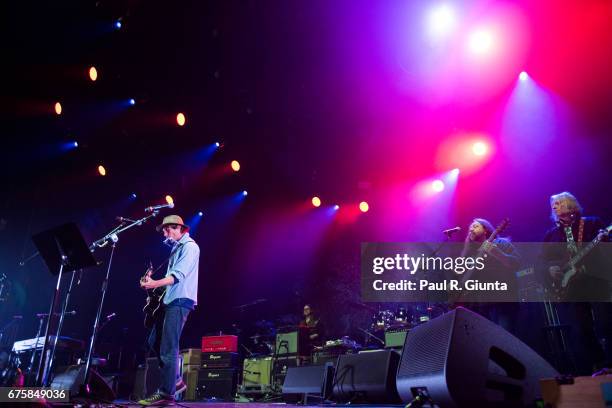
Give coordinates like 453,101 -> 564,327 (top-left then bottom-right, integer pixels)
50,365 -> 116,402
332,349 -> 401,404
396,307 -> 559,408
282,363 -> 334,403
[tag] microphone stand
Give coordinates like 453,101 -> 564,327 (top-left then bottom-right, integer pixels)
28,314 -> 47,383
79,211 -> 159,397
43,269 -> 79,385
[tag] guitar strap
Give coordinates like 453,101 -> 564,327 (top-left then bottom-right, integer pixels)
577,217 -> 585,244
151,242 -> 185,275
563,218 -> 585,271
563,225 -> 578,256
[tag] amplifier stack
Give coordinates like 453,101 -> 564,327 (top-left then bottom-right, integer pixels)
196,335 -> 241,401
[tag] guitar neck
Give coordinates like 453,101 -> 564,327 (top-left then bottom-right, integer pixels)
566,225 -> 611,267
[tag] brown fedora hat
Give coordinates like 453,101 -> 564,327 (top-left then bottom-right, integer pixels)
156,215 -> 190,232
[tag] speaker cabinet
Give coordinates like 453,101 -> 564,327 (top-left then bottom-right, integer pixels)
282,363 -> 334,403
196,368 -> 238,401
396,307 -> 559,408
50,365 -> 116,402
332,350 -> 401,404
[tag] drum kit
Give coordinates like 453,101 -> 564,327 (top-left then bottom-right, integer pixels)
369,303 -> 448,332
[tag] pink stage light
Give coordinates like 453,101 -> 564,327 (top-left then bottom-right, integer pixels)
427,4 -> 456,39
467,29 -> 494,55
472,141 -> 488,156
431,180 -> 445,192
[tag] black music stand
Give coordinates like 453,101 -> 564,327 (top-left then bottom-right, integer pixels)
31,223 -> 97,386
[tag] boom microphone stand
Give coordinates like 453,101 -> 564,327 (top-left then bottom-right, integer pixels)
79,211 -> 159,397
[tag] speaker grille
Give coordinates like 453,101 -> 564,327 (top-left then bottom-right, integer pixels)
398,310 -> 454,377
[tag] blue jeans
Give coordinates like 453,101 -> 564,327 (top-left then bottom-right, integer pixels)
147,304 -> 190,396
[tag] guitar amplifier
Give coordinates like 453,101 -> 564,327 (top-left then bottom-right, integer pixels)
241,356 -> 273,389
202,335 -> 238,353
384,328 -> 409,349
181,366 -> 199,401
275,331 -> 298,356
196,368 -> 238,401
201,352 -> 240,369
181,348 -> 202,367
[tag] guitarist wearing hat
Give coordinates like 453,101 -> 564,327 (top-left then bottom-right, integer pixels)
138,215 -> 200,406
457,218 -> 521,334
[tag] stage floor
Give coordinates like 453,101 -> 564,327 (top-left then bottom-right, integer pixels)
49,402 -> 404,407
114,403 -> 404,407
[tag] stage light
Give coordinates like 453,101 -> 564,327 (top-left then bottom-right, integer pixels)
519,71 -> 528,81
432,179 -> 445,192
242,190 -> 248,196
98,165 -> 106,176
231,160 -> 240,172
312,196 -> 321,207
472,141 -> 488,156
176,113 -> 186,126
198,211 -> 203,217
468,29 -> 493,54
359,201 -> 369,213
451,168 -> 460,176
333,204 -> 340,210
89,66 -> 98,81
131,193 -> 137,199
54,102 -> 62,115
427,4 -> 456,38
73,141 -> 78,148
215,142 -> 220,148
115,20 -> 122,29
129,98 -> 136,105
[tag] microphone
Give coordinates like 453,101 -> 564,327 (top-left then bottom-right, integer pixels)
106,312 -> 116,320
442,226 -> 461,235
116,216 -> 137,223
145,203 -> 175,212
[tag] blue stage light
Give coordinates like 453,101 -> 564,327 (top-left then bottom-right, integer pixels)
333,204 -> 340,210
242,190 -> 248,196
129,98 -> 136,105
198,211 -> 203,216
73,141 -> 79,148
131,193 -> 137,199
215,142 -> 220,148
115,20 -> 122,29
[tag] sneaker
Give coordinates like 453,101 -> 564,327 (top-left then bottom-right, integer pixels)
175,378 -> 187,394
138,392 -> 175,406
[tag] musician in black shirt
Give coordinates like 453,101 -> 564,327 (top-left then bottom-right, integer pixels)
541,191 -> 611,373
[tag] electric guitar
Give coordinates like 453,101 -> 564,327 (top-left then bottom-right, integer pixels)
141,262 -> 166,329
550,224 -> 612,301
